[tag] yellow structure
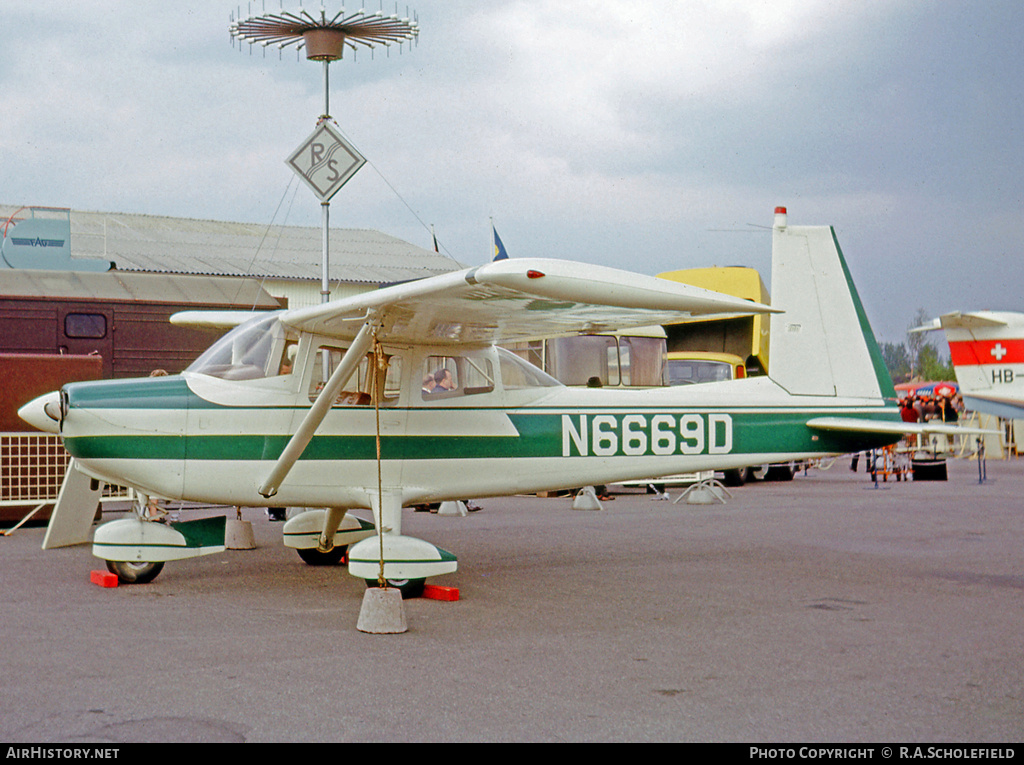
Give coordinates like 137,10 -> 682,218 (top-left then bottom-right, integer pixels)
658,267 -> 771,375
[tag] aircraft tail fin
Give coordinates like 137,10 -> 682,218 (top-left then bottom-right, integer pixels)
768,207 -> 895,401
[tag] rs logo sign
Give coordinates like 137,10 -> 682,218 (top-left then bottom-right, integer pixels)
561,413 -> 733,457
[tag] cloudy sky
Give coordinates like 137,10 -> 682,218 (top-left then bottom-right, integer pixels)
2,0 -> 1022,344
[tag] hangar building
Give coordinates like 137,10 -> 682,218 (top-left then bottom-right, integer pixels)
0,203 -> 462,522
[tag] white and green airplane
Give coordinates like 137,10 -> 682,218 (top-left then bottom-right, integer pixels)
20,207 -> 969,593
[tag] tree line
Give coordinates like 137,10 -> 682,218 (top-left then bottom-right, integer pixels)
879,308 -> 955,385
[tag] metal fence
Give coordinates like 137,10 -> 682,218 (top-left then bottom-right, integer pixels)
1,432 -> 131,517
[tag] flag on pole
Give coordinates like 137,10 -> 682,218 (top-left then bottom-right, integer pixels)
492,224 -> 509,261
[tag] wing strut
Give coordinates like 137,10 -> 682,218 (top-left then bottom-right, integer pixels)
258,316 -> 378,498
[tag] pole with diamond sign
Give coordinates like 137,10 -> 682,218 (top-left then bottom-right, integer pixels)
287,120 -> 366,304
230,4 -> 419,304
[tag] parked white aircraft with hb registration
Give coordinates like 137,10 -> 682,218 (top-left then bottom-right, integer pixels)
20,208 -> 971,592
915,311 -> 1024,420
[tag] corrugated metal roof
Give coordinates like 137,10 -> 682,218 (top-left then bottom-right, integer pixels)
0,268 -> 284,308
0,205 -> 463,284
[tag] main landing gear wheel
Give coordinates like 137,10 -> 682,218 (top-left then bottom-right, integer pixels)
105,560 -> 165,584
365,578 -> 425,599
765,463 -> 797,481
721,468 -> 745,487
297,546 -> 347,566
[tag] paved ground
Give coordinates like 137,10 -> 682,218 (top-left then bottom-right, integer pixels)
1,456 -> 1022,743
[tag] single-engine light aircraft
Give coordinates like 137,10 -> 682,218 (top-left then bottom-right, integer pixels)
914,311 -> 1024,420
21,208 -> 974,593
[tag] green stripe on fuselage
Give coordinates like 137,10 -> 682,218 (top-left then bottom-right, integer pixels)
63,408 -> 902,462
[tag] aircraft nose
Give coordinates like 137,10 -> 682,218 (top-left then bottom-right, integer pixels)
18,391 -> 63,434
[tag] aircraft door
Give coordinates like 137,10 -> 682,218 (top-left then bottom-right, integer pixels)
301,342 -> 409,493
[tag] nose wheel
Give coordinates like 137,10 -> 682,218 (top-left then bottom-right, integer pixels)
105,559 -> 165,584
297,545 -> 347,566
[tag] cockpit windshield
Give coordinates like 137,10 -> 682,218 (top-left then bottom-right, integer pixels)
186,312 -> 293,381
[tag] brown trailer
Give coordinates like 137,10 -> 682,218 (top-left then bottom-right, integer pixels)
1,269 -> 283,526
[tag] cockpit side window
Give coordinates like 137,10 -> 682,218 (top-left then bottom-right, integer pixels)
419,349 -> 558,402
308,345 -> 402,406
278,340 -> 299,376
421,354 -> 495,401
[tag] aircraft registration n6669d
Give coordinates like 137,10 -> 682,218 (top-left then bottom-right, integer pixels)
20,207 -> 972,593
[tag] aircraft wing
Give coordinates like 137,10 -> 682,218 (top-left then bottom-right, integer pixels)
279,258 -> 779,346
806,417 -> 997,437
911,311 -> 1010,333
170,310 -> 269,330
960,393 -> 1024,421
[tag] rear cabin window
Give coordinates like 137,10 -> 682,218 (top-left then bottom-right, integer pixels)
544,335 -> 665,387
546,336 -> 619,386
498,347 -> 561,390
619,336 -> 666,386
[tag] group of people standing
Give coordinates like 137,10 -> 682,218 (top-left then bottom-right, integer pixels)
899,391 -> 962,423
